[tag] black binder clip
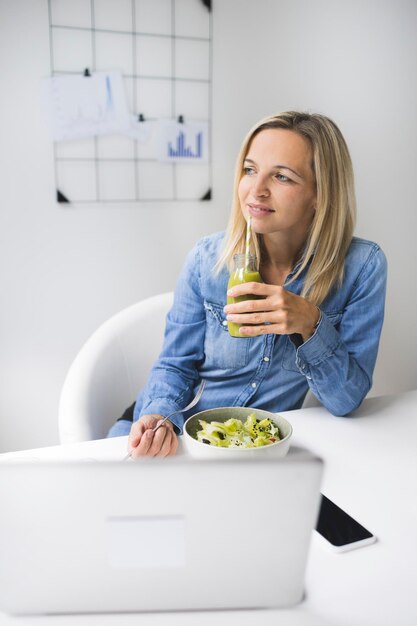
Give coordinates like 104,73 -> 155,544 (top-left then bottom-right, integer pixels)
83,68 -> 91,77
138,113 -> 145,122
178,115 -> 184,124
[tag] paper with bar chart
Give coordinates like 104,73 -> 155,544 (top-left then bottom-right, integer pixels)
159,120 -> 208,163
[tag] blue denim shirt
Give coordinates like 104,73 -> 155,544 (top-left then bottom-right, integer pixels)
112,231 -> 387,436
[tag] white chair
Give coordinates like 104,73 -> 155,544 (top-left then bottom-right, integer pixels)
58,292 -> 174,444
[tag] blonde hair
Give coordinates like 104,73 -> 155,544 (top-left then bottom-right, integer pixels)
215,111 -> 356,306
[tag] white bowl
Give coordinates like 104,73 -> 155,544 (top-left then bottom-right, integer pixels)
183,407 -> 292,459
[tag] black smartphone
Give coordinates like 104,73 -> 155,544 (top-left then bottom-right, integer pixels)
316,494 -> 376,552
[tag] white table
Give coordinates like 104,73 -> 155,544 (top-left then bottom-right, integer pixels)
1,390 -> 417,626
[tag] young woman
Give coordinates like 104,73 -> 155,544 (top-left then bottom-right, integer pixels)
108,111 -> 387,458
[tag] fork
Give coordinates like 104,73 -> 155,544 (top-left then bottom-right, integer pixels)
123,379 -> 206,460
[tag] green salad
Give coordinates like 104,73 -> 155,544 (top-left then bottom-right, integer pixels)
196,413 -> 280,448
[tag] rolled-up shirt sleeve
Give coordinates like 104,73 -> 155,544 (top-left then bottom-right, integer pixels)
291,245 -> 387,416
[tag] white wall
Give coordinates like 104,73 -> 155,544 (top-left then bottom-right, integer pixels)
0,0 -> 416,452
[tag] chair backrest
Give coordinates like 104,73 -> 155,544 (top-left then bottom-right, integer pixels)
58,292 -> 174,444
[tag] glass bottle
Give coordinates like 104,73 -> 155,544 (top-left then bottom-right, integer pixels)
227,253 -> 263,338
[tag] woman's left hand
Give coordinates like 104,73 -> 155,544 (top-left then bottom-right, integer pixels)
224,282 -> 321,342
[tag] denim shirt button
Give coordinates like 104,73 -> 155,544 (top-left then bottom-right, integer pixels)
251,382 -> 257,388
263,356 -> 270,362
222,320 -> 228,326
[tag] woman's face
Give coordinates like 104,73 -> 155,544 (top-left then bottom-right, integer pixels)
238,128 -> 317,239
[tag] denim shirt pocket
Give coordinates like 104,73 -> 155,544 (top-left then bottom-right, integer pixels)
203,300 -> 251,370
281,311 -> 343,372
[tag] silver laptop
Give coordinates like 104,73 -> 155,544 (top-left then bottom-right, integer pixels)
0,450 -> 323,615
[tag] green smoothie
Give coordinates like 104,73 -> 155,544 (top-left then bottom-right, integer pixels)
227,255 -> 263,337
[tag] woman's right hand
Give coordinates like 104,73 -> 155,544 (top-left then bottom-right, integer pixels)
128,414 -> 178,458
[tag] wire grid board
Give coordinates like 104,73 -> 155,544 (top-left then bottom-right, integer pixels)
48,0 -> 212,204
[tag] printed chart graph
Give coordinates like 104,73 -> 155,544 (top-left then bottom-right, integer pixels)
47,0 -> 212,204
159,119 -> 208,162
168,131 -> 202,158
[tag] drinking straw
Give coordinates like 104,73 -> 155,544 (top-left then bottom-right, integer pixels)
245,215 -> 252,270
